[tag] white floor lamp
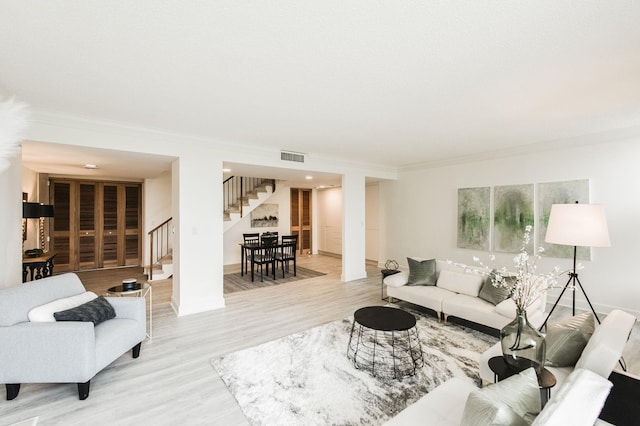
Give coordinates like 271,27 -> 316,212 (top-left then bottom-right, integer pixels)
540,202 -> 611,330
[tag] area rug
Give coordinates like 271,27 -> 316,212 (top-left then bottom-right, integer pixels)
224,266 -> 326,293
211,309 -> 498,425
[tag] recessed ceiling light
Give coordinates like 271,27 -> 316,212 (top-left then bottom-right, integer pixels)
222,168 -> 231,172
305,176 -> 313,180
84,164 -> 98,169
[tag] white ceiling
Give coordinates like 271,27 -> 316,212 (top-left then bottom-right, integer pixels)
3,1 -> 640,181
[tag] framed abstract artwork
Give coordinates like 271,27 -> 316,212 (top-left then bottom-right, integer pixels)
538,179 -> 590,260
494,184 -> 534,253
457,187 -> 490,250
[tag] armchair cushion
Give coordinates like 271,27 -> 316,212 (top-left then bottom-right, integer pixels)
54,296 -> 116,326
28,291 -> 98,322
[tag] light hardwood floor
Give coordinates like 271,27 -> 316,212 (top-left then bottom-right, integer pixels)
3,255 -> 639,425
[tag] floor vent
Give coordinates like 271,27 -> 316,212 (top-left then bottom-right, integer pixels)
281,151 -> 305,163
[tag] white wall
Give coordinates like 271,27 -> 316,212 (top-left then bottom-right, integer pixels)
380,138 -> 640,317
317,187 -> 343,255
223,184 -> 292,265
143,170 -> 173,267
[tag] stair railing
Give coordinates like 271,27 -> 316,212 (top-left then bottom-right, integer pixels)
148,217 -> 173,281
223,176 -> 276,218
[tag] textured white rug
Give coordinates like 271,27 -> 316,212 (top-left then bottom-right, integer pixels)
211,309 -> 498,426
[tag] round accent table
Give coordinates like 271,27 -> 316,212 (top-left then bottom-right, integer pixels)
347,306 -> 424,379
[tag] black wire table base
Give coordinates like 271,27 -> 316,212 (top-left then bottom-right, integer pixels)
346,320 -> 424,379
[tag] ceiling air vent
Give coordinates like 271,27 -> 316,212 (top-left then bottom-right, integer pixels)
281,150 -> 305,163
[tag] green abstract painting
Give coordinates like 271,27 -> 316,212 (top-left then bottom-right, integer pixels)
538,179 -> 590,260
457,187 -> 490,250
494,184 -> 534,253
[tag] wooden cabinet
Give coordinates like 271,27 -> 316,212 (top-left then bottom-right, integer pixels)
51,179 -> 141,272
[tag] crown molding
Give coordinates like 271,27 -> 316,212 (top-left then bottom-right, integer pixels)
400,125 -> 640,172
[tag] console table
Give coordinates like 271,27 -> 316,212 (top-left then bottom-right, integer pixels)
22,252 -> 57,282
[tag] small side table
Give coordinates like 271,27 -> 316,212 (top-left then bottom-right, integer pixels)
381,269 -> 401,301
107,283 -> 153,340
488,356 -> 556,408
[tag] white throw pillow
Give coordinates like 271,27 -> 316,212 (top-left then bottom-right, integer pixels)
28,292 -> 98,322
383,271 -> 409,287
531,368 -> 612,426
436,269 -> 484,297
461,367 -> 541,425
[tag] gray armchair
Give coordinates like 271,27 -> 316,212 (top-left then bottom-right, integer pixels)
0,273 -> 146,400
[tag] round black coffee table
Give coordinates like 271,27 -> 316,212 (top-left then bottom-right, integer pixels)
347,306 -> 424,379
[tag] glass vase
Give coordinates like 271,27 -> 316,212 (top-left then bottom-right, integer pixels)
500,309 -> 546,374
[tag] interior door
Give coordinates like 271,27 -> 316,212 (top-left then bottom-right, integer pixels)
290,188 -> 312,254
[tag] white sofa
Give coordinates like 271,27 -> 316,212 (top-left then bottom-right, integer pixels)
384,367 -> 614,426
384,259 -> 547,330
479,309 -> 636,388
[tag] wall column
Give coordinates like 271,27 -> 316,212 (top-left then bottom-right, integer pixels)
342,172 -> 367,281
0,152 -> 23,287
171,154 -> 225,315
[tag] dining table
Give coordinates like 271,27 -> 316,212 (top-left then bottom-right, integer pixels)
239,239 -> 294,282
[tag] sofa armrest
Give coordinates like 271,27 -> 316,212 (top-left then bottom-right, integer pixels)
575,309 -> 636,378
384,271 -> 409,287
106,297 -> 146,323
0,322 -> 97,383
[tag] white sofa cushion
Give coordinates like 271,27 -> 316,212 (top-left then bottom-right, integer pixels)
436,269 -> 484,297
28,291 -> 98,322
387,285 -> 455,314
531,368 -> 612,426
461,391 -> 528,426
462,368 -> 540,425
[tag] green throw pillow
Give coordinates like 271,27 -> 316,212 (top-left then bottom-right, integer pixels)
478,270 -> 515,305
545,312 -> 595,367
406,258 -> 436,286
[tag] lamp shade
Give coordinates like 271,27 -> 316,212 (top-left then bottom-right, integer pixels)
545,203 -> 611,247
22,202 -> 41,219
39,204 -> 55,218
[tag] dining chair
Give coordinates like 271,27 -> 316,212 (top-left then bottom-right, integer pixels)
253,235 -> 278,282
242,233 -> 260,275
275,235 -> 297,278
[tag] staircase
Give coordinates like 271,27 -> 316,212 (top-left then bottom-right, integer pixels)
224,176 -> 275,232
147,217 -> 174,281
